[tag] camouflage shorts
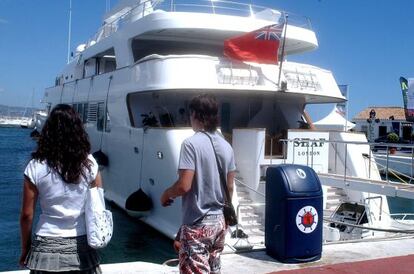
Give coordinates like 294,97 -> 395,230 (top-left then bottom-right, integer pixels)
179,214 -> 226,274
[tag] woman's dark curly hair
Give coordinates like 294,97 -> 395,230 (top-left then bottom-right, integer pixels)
32,104 -> 91,184
189,94 -> 219,132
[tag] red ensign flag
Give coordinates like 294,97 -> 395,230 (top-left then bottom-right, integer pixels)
224,23 -> 284,64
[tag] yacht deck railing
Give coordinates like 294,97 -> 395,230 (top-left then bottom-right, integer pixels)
84,0 -> 312,49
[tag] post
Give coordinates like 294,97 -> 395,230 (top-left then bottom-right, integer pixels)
311,141 -> 314,169
345,85 -> 349,131
277,13 -> 288,89
411,147 -> 414,183
67,0 -> 72,64
249,4 -> 254,18
106,0 -> 110,12
344,143 -> 348,181
386,145 -> 389,182
334,143 -> 337,174
368,143 -> 372,179
270,137 -> 273,165
211,0 -> 216,14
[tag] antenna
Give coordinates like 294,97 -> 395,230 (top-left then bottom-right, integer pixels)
106,0 -> 111,12
67,0 -> 72,64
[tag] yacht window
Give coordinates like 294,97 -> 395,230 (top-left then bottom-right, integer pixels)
84,48 -> 117,78
127,92 -> 191,128
378,126 -> 387,137
131,39 -> 223,62
84,58 -> 97,78
98,56 -> 116,74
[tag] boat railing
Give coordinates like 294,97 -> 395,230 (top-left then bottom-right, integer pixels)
85,0 -> 312,48
389,213 -> 414,221
158,0 -> 311,29
278,138 -> 414,184
86,0 -> 161,47
283,67 -> 322,92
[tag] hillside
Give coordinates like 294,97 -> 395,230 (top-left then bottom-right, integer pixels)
0,104 -> 37,117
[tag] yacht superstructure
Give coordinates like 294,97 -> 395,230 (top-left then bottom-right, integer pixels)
41,0 -> 414,246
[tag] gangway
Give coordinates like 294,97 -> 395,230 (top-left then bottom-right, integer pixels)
277,135 -> 414,200
318,173 -> 414,200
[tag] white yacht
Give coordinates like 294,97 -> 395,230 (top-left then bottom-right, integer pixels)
41,0 -> 414,247
0,116 -> 29,127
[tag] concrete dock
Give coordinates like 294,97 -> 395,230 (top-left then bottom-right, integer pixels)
3,236 -> 414,274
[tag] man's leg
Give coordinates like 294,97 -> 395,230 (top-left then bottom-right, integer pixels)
209,215 -> 226,274
179,224 -> 210,274
179,215 -> 226,274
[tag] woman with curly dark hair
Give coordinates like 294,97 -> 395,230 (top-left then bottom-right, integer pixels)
19,104 -> 102,273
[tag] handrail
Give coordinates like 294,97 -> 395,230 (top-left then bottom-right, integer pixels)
365,196 -> 383,221
156,0 -> 311,28
81,0 -> 312,53
280,138 -> 414,184
324,218 -> 414,234
234,177 -> 265,198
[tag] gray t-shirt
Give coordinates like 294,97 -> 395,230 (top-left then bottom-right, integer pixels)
179,131 -> 236,225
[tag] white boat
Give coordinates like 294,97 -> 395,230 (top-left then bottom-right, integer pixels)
20,115 -> 36,129
41,0 -> 414,248
0,116 -> 29,128
373,149 -> 414,181
31,109 -> 48,131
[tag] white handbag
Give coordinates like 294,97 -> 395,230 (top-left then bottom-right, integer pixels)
85,186 -> 113,248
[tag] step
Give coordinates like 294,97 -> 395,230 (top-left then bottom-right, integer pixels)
326,202 -> 340,209
327,187 -> 342,192
239,207 -> 255,214
326,194 -> 343,201
238,197 -> 253,203
237,191 -> 250,198
327,187 -> 347,195
240,222 -> 264,231
240,215 -> 262,222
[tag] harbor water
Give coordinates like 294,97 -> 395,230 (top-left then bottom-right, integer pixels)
0,127 -> 175,271
1,127 -> 414,271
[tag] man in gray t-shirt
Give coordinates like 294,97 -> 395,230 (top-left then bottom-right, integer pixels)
161,94 -> 235,274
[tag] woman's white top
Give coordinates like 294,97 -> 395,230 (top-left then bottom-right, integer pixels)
24,154 -> 98,237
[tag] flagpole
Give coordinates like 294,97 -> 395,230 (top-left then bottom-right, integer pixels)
67,0 -> 72,64
277,13 -> 288,89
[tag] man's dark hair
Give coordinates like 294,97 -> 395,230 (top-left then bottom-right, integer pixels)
189,94 -> 219,132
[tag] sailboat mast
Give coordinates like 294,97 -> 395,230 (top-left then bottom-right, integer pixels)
67,0 -> 72,64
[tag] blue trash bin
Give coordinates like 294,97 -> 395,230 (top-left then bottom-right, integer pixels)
265,164 -> 323,263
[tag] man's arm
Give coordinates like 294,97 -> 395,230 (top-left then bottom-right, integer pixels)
226,171 -> 235,200
161,169 -> 194,207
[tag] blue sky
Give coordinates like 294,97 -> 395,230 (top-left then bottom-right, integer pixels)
0,0 -> 412,121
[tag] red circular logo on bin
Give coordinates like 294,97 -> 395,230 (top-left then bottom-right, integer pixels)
296,206 -> 318,233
